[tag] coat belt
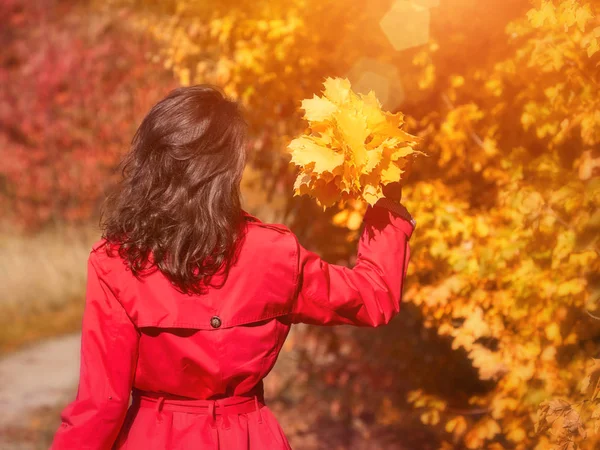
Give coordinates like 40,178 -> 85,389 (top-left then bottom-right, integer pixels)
130,383 -> 265,427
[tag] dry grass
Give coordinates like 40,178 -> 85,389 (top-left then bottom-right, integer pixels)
0,225 -> 99,353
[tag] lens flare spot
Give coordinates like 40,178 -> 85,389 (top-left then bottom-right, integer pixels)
346,58 -> 405,111
380,0 -> 431,52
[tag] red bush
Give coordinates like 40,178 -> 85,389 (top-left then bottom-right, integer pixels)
0,0 -> 175,229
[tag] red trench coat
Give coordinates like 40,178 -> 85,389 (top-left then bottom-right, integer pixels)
51,200 -> 415,450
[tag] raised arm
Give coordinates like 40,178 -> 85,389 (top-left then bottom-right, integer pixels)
289,198 -> 415,327
51,250 -> 139,450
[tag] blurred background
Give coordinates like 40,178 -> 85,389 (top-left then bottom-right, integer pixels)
1,0 -> 599,448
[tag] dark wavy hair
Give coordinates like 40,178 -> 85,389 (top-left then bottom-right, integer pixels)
101,84 -> 249,295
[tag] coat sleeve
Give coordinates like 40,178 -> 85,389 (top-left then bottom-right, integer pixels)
51,251 -> 139,450
289,199 -> 415,327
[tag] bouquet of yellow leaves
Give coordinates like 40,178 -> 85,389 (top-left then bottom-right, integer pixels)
288,77 -> 424,208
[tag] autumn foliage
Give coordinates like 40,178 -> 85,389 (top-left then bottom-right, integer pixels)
4,0 -> 600,448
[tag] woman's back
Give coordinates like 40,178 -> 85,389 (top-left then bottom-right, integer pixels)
111,212 -> 297,400
49,85 -> 416,449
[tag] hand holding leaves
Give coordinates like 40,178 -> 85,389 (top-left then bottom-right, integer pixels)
382,181 -> 403,203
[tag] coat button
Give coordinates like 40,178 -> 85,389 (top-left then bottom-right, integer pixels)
210,316 -> 222,329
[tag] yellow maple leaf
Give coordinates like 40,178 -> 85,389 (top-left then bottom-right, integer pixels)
322,77 -> 352,104
575,5 -> 593,33
288,136 -> 344,174
288,77 -> 425,207
527,2 -> 557,28
300,94 -> 337,122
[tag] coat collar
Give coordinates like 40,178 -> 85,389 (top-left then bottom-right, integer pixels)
242,210 -> 262,223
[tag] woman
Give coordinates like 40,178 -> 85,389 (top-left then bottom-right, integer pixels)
51,84 -> 416,449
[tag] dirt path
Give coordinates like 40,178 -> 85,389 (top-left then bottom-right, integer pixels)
0,333 -> 80,432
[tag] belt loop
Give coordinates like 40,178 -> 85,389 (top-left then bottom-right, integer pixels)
155,396 -> 165,422
254,395 -> 263,424
221,408 -> 231,430
208,400 -> 217,428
